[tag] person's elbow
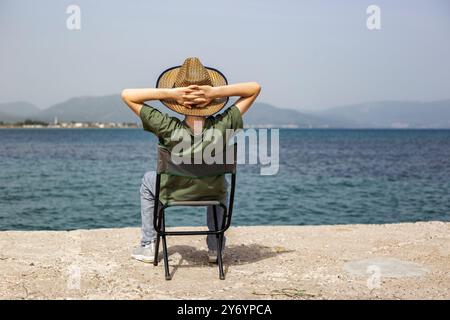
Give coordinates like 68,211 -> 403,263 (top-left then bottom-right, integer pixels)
251,82 -> 261,96
121,89 -> 139,112
121,89 -> 131,103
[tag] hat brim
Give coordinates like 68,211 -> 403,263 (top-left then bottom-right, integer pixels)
156,65 -> 229,116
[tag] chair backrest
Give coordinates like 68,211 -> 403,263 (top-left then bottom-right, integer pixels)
156,144 -> 237,178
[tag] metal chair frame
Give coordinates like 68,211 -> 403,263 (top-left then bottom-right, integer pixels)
152,144 -> 237,280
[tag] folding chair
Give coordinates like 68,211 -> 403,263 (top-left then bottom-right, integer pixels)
152,144 -> 237,280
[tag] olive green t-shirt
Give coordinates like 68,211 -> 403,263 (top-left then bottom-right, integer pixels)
140,103 -> 243,204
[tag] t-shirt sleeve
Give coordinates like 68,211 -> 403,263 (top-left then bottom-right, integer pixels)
139,103 -> 180,140
214,105 -> 244,130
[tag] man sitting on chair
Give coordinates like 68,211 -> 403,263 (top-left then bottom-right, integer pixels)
121,57 -> 261,263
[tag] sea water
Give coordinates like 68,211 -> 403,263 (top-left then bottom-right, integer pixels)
1,128 -> 449,230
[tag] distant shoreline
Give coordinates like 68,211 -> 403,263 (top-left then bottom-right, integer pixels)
2,126 -> 450,130
0,123 -> 139,129
0,126 -> 140,129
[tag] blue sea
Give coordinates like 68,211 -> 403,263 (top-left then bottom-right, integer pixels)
1,128 -> 449,230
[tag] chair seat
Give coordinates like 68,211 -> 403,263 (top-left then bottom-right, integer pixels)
167,200 -> 223,207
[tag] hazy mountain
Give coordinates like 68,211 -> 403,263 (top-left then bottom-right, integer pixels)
1,96 -> 450,128
316,100 -> 450,128
244,102 -> 353,128
3,94 -> 342,127
34,95 -> 137,123
0,111 -> 20,122
0,101 -> 40,121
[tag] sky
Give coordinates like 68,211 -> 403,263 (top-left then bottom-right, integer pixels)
1,0 -> 450,111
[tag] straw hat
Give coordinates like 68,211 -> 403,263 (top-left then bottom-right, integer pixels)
156,57 -> 229,116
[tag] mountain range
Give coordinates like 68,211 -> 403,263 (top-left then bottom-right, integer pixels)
1,95 -> 450,128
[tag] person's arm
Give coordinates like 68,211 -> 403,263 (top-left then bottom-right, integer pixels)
121,85 -> 205,116
188,82 -> 261,115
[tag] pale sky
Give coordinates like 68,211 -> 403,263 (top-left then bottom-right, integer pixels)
1,0 -> 449,111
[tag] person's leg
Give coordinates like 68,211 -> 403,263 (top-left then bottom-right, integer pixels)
139,171 -> 158,246
206,193 -> 228,251
132,171 -> 160,263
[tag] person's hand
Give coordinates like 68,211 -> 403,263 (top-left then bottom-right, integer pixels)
168,86 -> 199,108
175,85 -> 217,108
188,85 -> 216,108
169,85 -> 218,108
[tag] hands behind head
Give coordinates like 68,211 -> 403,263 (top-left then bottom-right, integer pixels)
171,85 -> 214,109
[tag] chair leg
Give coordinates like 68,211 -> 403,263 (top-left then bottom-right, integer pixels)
212,205 -> 219,240
162,235 -> 170,280
161,211 -> 171,280
153,234 -> 160,266
154,207 -> 163,266
217,232 -> 225,280
212,206 -> 225,280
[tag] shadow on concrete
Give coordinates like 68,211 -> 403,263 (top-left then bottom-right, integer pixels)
160,243 -> 294,279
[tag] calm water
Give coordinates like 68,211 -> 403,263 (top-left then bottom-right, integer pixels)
1,128 -> 449,230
